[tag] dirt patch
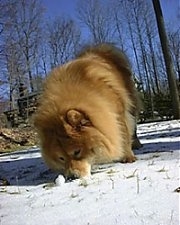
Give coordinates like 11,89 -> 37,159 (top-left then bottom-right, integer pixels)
0,127 -> 39,153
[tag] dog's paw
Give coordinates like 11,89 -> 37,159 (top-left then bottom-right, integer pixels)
121,155 -> 137,163
115,154 -> 136,163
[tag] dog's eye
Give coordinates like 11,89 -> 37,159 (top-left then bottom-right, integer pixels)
64,135 -> 71,140
74,149 -> 81,157
59,157 -> 65,161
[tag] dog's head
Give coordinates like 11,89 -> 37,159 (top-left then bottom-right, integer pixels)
34,108 -> 108,180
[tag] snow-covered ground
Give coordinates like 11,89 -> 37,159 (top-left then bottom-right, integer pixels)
0,120 -> 179,225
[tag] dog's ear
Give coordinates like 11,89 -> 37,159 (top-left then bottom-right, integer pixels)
66,109 -> 91,128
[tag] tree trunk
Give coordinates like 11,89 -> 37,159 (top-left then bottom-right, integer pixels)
145,17 -> 160,94
152,0 -> 180,119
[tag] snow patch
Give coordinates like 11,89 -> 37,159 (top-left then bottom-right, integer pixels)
0,120 -> 179,225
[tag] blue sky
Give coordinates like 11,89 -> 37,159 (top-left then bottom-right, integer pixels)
42,0 -> 78,19
42,0 -> 78,18
42,0 -> 179,24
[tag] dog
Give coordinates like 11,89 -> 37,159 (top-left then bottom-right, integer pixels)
34,44 -> 140,180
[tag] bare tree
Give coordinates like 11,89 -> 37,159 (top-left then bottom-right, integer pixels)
152,0 -> 180,119
0,0 -> 44,94
4,40 -> 25,109
115,0 -> 177,119
0,1 -> 17,52
144,10 -> 161,94
77,0 -> 115,44
117,0 -> 154,112
47,17 -> 81,68
168,28 -> 180,82
0,0 -> 22,108
39,43 -> 49,76
12,0 -> 44,92
0,0 -> 44,117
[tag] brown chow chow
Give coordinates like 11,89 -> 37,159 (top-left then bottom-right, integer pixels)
34,44 -> 139,180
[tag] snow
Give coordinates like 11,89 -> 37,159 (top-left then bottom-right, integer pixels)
0,120 -> 179,225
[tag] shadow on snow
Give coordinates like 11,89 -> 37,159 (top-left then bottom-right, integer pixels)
0,138 -> 179,186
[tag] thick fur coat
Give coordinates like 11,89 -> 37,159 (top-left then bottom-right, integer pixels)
34,44 -> 138,179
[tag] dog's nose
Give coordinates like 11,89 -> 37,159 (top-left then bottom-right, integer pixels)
66,174 -> 79,182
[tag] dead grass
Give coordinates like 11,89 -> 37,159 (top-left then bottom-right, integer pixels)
0,127 -> 39,153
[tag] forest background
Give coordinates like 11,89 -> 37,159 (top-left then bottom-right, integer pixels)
0,0 -> 179,124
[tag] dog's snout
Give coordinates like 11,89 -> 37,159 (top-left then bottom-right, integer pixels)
64,159 -> 91,181
66,173 -> 79,182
